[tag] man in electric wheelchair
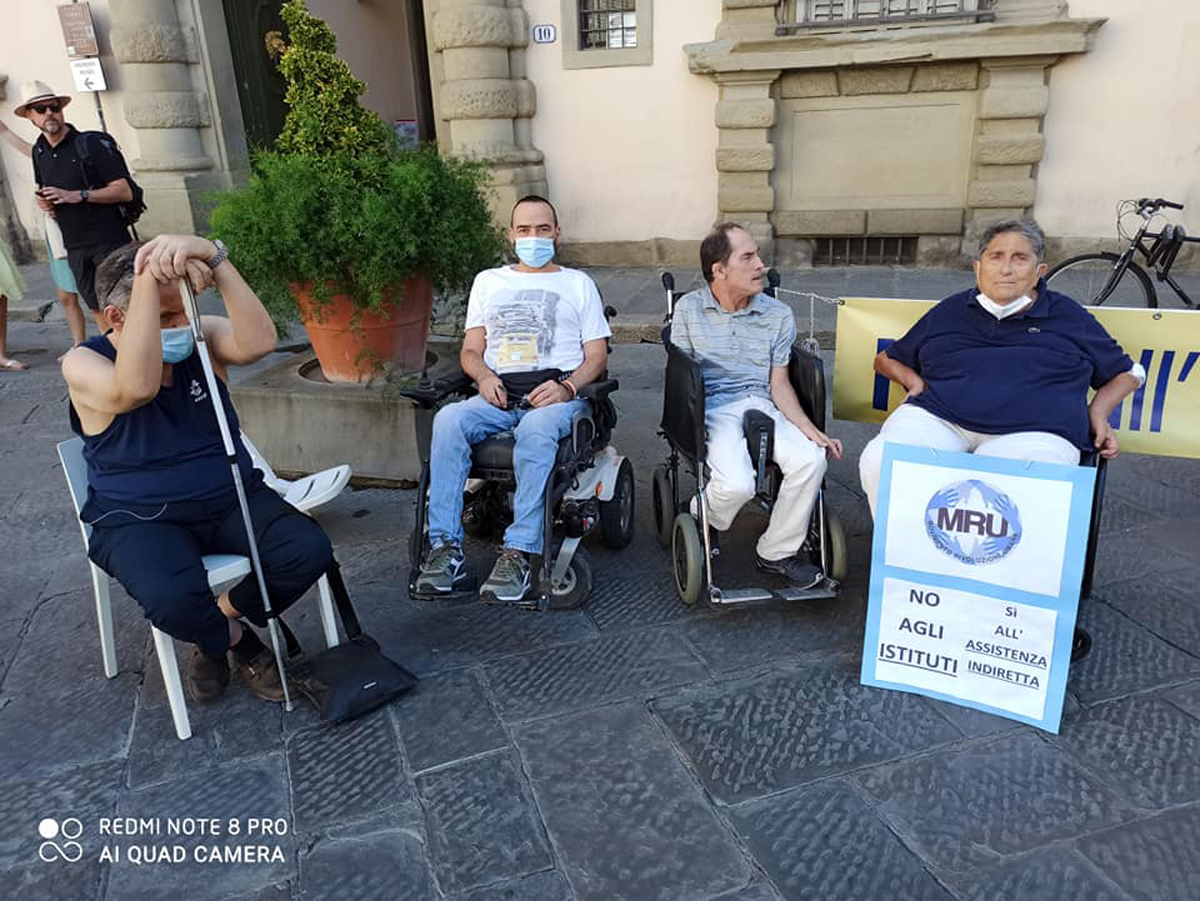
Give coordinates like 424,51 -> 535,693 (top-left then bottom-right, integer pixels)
408,195 -> 631,609
667,223 -> 843,593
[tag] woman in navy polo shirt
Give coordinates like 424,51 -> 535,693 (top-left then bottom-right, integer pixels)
859,219 -> 1144,517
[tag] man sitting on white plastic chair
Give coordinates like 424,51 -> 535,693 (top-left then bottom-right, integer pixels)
859,219 -> 1144,516
61,235 -> 333,704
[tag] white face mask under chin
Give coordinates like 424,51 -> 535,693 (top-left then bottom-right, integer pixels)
976,292 -> 1034,320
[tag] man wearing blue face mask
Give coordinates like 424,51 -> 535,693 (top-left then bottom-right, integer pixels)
61,235 -> 334,705
416,195 -> 611,604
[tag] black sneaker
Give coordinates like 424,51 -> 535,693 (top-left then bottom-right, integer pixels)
187,647 -> 231,704
480,549 -> 533,604
756,553 -> 823,589
415,543 -> 469,596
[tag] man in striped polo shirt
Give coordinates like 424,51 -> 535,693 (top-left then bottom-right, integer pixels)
671,223 -> 843,588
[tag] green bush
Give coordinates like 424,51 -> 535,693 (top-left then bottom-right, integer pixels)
208,0 -> 504,327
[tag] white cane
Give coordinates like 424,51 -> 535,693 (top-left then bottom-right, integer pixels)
179,277 -> 295,712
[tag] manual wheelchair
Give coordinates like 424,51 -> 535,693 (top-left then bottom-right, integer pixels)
654,270 -> 848,606
399,323 -> 634,611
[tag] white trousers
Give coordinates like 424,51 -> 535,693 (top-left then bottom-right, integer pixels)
703,396 -> 827,561
859,404 -> 1081,518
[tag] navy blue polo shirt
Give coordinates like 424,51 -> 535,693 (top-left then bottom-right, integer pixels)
885,280 -> 1134,449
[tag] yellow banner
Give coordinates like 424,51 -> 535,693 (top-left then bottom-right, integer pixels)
833,297 -> 1200,459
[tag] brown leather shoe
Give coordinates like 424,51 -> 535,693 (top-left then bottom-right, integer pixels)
230,648 -> 287,702
188,647 -> 231,704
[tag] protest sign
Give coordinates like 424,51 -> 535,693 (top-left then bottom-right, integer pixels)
861,443 -> 1096,732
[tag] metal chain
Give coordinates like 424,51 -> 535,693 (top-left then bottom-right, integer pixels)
773,286 -> 844,355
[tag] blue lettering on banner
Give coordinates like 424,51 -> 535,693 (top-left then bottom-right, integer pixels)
872,338 -> 895,411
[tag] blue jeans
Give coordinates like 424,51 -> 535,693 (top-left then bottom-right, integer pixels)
427,394 -> 587,555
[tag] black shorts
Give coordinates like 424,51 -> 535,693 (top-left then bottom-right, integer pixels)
68,239 -> 129,310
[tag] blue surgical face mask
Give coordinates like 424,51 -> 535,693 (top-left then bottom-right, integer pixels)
514,236 -> 555,269
160,326 -> 195,363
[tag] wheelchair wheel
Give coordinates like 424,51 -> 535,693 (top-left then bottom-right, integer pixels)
547,551 -> 593,610
600,458 -> 636,548
652,465 -> 674,548
824,506 -> 848,583
672,513 -> 706,605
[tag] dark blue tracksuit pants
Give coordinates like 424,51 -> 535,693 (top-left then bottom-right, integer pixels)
83,475 -> 334,657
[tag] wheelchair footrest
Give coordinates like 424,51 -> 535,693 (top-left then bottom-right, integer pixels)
709,578 -> 839,606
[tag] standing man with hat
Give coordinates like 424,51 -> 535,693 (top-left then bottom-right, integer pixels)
15,81 -> 135,332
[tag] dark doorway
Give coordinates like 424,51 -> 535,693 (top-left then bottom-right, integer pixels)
221,0 -> 289,154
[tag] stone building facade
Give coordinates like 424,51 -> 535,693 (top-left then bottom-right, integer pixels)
2,1 -> 1195,270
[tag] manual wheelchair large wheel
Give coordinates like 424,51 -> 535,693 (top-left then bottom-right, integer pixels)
652,465 -> 674,548
547,550 -> 593,611
672,512 -> 706,606
824,506 -> 848,583
600,458 -> 636,548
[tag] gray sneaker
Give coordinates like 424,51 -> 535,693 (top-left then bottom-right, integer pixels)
480,549 -> 533,604
415,543 -> 468,596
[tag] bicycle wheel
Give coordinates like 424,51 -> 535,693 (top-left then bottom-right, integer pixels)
1045,252 -> 1157,308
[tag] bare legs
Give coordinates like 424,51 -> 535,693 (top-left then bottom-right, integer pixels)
0,294 -> 27,370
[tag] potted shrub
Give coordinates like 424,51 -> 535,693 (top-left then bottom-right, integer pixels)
209,0 -> 504,383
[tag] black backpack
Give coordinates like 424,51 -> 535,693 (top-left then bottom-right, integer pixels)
75,130 -> 147,234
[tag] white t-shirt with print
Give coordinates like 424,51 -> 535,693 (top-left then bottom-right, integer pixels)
464,265 -> 611,376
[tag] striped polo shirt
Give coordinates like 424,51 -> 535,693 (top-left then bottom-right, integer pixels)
670,285 -> 796,409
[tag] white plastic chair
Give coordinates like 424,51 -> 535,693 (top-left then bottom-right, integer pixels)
240,431 -> 352,513
57,437 -> 341,740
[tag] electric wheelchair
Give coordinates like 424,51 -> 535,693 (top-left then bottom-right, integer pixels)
399,313 -> 634,611
654,270 -> 848,606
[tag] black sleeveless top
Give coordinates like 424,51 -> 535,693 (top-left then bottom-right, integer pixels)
69,334 -> 254,503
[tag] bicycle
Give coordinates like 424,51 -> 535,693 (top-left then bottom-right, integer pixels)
1045,197 -> 1199,309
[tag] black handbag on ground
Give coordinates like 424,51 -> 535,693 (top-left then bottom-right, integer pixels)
280,561 -> 418,724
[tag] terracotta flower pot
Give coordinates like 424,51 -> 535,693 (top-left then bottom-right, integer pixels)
294,277 -> 434,384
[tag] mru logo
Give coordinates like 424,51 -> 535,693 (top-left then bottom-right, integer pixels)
38,817 -> 84,863
925,479 -> 1022,565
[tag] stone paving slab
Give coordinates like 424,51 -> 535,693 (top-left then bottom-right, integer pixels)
362,588 -> 599,678
0,859 -> 105,901
393,666 -> 507,773
0,760 -> 123,866
0,673 -> 139,781
729,781 -> 953,901
1078,805 -> 1200,901
1051,696 -> 1200,810
581,574 -> 707,632
854,732 -> 1136,873
654,662 -> 960,804
457,871 -> 573,901
287,711 -> 414,834
677,596 -> 866,675
486,628 -> 709,722
107,756 -> 293,901
1095,570 -> 1200,657
417,751 -> 552,895
1087,524 -> 1194,588
947,848 -> 1133,901
3,588 -> 150,696
298,830 -> 434,901
1164,679 -> 1200,720
1067,602 -> 1200,706
128,681 -> 284,789
515,702 -> 754,901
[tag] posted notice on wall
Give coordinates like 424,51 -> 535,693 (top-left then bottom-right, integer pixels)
861,443 -> 1097,733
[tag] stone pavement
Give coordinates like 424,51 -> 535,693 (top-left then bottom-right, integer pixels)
2,277 -> 1200,901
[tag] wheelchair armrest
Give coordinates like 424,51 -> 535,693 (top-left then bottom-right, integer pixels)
742,409 -> 775,496
570,406 -> 596,458
397,370 -> 474,408
576,378 -> 619,402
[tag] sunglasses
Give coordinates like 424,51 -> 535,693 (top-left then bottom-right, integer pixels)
30,103 -> 62,115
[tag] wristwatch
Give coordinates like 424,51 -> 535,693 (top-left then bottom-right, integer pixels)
79,189 -> 90,203
205,239 -> 229,270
